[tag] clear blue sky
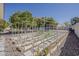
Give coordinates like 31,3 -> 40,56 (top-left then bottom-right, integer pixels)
4,3 -> 79,24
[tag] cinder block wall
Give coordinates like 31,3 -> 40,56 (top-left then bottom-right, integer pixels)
72,23 -> 79,38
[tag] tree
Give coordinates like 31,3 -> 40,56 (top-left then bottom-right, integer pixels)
38,17 -> 58,29
32,18 -> 38,28
36,18 -> 44,27
9,11 -> 33,29
0,19 -> 9,31
35,17 -> 58,30
71,17 -> 79,25
64,22 -> 70,27
45,17 -> 58,27
9,10 -> 58,30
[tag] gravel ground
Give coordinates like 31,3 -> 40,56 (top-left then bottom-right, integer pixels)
59,31 -> 79,56
0,36 -> 5,56
0,30 -> 68,56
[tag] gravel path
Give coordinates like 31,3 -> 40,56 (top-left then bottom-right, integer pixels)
59,31 -> 79,56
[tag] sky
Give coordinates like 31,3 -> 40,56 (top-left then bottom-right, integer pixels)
4,3 -> 79,24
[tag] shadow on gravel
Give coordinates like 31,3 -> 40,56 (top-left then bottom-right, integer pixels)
59,31 -> 79,56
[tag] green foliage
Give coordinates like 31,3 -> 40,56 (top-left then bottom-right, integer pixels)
35,17 -> 44,27
9,11 -> 33,29
40,47 -> 49,56
9,10 -> 58,29
64,22 -> 70,27
45,17 -> 58,27
34,48 -> 40,56
71,17 -> 79,25
34,47 -> 49,56
44,47 -> 49,55
0,19 -> 9,31
34,17 -> 58,28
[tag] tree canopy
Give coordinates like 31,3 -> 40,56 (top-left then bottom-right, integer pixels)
64,22 -> 71,27
0,19 -> 9,31
71,17 -> 79,25
9,11 -> 33,29
9,11 -> 58,29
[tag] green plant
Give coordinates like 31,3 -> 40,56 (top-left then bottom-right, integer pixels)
34,48 -> 40,56
40,47 -> 49,56
44,47 -> 49,55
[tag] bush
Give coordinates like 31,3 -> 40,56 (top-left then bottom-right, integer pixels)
40,47 -> 49,56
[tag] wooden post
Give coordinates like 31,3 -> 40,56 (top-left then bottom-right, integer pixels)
0,3 -> 4,19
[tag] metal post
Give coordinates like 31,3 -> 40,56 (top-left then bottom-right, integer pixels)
31,18 -> 34,56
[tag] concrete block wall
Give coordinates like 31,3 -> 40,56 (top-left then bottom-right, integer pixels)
72,23 -> 79,38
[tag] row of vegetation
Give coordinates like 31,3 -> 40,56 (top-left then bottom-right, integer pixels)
63,17 -> 79,27
0,10 -> 58,32
9,11 -> 58,29
1,10 -> 79,32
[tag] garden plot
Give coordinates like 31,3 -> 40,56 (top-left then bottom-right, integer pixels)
5,30 -> 68,56
5,31 -> 45,44
18,31 -> 54,52
23,31 -> 58,55
16,30 -> 53,46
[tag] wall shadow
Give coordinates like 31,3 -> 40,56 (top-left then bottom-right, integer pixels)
59,31 -> 79,56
